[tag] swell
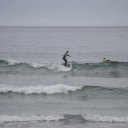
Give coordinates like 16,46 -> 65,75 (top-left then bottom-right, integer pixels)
72,61 -> 128,69
0,84 -> 128,95
0,59 -> 128,78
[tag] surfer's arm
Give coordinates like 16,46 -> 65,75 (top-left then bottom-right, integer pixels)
68,54 -> 70,57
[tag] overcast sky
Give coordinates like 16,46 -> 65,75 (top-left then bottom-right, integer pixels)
0,0 -> 128,26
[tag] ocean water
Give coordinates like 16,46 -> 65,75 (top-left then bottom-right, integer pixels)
0,26 -> 128,128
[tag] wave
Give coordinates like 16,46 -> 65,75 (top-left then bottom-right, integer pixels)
84,114 -> 128,123
0,84 -> 127,95
0,115 -> 64,123
0,114 -> 128,123
1,59 -> 128,70
72,60 -> 128,69
0,84 -> 84,94
0,59 -> 72,72
0,59 -> 128,77
64,114 -> 128,123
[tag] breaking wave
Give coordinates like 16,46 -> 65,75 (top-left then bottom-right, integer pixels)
0,114 -> 128,123
0,115 -> 64,123
84,114 -> 128,123
0,84 -> 128,95
0,84 -> 84,94
0,59 -> 72,72
0,59 -> 128,78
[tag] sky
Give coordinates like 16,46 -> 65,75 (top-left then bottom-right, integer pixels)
0,0 -> 128,26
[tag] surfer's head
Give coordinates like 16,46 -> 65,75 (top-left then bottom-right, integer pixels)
66,50 -> 69,53
103,58 -> 107,61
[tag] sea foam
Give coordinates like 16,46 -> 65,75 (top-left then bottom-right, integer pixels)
84,114 -> 128,123
0,115 -> 64,123
0,84 -> 83,94
0,114 -> 128,123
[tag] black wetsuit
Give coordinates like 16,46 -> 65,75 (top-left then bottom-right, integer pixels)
63,53 -> 69,66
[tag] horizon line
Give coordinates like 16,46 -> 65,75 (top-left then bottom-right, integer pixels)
0,25 -> 128,27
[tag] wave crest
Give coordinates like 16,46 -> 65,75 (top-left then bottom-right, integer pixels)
2,59 -> 72,72
0,84 -> 128,95
0,84 -> 83,94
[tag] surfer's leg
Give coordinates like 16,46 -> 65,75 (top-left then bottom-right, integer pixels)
63,58 -> 67,66
65,59 -> 67,66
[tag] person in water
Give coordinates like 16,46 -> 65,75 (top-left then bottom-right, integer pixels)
103,58 -> 111,62
63,50 -> 70,66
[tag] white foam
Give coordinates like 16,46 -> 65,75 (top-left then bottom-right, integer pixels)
0,115 -> 64,123
30,62 -> 72,72
1,114 -> 128,123
7,59 -> 21,65
29,62 -> 45,68
84,114 -> 128,123
0,84 -> 83,94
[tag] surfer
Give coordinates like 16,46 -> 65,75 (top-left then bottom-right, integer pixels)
103,58 -> 111,62
63,50 -> 70,66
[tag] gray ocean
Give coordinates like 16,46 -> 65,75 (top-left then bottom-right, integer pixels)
0,26 -> 128,128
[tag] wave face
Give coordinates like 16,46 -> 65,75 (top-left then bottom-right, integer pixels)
0,114 -> 128,123
71,61 -> 128,78
0,59 -> 128,78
